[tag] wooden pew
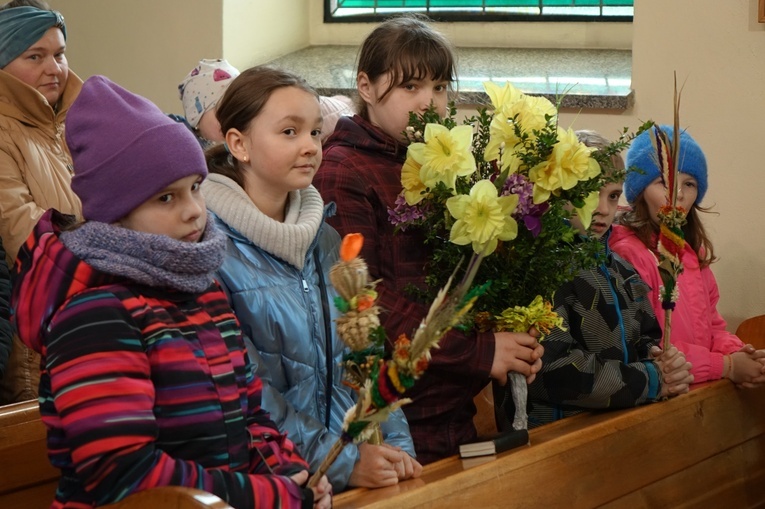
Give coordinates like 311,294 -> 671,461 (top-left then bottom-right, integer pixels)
0,400 -> 58,509
0,400 -> 233,509
106,487 -> 233,509
5,329 -> 763,509
334,380 -> 765,508
736,315 -> 765,348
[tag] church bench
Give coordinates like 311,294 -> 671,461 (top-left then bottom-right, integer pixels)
334,380 -> 765,508
0,400 -> 58,509
4,352 -> 763,507
0,400 -> 232,509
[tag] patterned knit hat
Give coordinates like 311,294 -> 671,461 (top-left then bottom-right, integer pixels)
624,125 -> 708,205
178,59 -> 240,128
67,75 -> 207,223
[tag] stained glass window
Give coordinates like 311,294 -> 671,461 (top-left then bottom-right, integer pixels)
325,0 -> 633,22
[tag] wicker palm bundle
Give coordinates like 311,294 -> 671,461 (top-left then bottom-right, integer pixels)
330,253 -> 382,351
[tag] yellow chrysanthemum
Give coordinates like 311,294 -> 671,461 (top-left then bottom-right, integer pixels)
408,124 -> 476,192
528,127 -> 601,204
401,155 -> 427,205
574,191 -> 600,231
446,179 -> 519,255
484,95 -> 557,170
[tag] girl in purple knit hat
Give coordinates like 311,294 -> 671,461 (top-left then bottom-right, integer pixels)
11,75 -> 331,509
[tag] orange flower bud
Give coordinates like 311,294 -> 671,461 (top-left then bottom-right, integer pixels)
340,233 -> 364,262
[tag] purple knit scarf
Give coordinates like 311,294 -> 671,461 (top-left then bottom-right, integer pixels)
60,218 -> 226,293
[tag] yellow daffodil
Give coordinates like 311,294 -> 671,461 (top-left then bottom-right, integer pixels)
528,127 -> 601,203
408,124 -> 476,192
574,190 -> 600,230
446,179 -> 519,255
483,81 -> 524,114
401,155 -> 427,205
484,95 -> 557,170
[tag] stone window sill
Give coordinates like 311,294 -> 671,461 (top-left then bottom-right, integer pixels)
268,45 -> 633,111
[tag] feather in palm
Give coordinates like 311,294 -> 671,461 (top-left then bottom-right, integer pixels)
654,74 -> 688,350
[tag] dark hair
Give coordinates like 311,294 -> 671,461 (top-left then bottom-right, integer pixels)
0,0 -> 51,11
355,13 -> 457,119
618,196 -> 717,268
205,66 -> 318,189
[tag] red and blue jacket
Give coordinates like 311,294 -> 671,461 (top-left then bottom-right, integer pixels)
12,210 -> 310,508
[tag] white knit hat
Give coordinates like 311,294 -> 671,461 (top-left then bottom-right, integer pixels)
178,58 -> 240,128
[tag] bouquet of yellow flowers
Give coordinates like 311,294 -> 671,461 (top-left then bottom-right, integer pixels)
389,81 -> 644,429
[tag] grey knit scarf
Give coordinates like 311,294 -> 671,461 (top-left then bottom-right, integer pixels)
60,218 -> 226,293
202,173 -> 324,270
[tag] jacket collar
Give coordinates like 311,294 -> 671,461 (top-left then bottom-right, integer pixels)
203,173 -> 327,270
0,68 -> 82,130
326,114 -> 409,161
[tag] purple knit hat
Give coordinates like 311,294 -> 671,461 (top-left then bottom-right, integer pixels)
67,75 -> 207,223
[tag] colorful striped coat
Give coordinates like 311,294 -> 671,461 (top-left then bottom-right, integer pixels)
12,211 -> 310,509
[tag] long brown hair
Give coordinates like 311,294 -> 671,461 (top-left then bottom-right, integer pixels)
355,13 -> 457,120
204,66 -> 318,189
618,196 -> 718,268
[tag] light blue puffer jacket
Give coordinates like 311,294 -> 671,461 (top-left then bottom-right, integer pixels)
209,206 -> 415,491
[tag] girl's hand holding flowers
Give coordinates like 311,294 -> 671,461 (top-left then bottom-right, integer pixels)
490,330 -> 543,385
289,471 -> 332,509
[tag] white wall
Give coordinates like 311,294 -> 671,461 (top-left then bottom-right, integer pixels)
569,0 -> 765,330
223,0 -> 310,72
48,0 -> 222,113
47,0 -> 311,113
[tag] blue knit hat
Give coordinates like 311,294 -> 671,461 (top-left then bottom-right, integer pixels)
0,7 -> 66,69
624,125 -> 707,205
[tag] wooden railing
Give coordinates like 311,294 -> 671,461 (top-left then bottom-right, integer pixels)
0,400 -> 233,509
334,380 -> 765,508
2,377 -> 762,508
0,400 -> 58,509
105,487 -> 233,509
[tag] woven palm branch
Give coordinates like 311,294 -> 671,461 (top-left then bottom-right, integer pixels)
654,74 -> 688,351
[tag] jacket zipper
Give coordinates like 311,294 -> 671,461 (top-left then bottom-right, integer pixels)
55,122 -> 74,174
600,263 -> 628,364
313,248 -> 334,430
